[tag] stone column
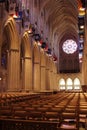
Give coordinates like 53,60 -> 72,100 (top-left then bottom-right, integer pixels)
49,59 -> 54,91
46,67 -> 50,90
53,63 -> 58,91
8,49 -> 20,91
23,57 -> 33,92
49,69 -> 53,91
33,61 -> 41,92
52,71 -> 55,90
45,56 -> 50,90
40,51 -> 46,92
41,65 -> 46,91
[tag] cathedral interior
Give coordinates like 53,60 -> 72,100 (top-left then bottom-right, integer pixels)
0,0 -> 87,130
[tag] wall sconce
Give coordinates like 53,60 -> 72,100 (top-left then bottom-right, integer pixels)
28,28 -> 33,34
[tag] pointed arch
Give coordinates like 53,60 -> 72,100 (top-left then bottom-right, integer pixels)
3,17 -> 19,50
2,17 -> 20,91
59,78 -> 66,90
21,32 -> 32,58
74,78 -> 81,89
20,32 -> 33,91
66,78 -> 73,90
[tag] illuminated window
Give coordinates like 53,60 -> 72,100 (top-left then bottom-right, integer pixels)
74,78 -> 81,89
66,78 -> 73,90
59,78 -> 65,90
62,39 -> 77,54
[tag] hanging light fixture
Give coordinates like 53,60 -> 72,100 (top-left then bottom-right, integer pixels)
28,28 -> 33,34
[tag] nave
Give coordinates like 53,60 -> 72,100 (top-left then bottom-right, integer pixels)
0,91 -> 87,130
0,0 -> 87,130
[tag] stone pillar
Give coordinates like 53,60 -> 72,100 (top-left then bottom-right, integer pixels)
33,62 -> 41,92
46,67 -> 50,90
49,69 -> 53,91
40,50 -> 46,92
8,49 -> 20,91
23,57 -> 33,92
20,58 -> 24,90
45,56 -> 50,90
53,63 -> 58,91
52,71 -> 55,90
53,74 -> 55,90
41,65 -> 46,91
49,59 -> 54,91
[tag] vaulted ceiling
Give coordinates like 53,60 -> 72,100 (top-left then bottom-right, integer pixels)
3,0 -> 85,73
41,0 -> 78,47
38,0 -> 85,73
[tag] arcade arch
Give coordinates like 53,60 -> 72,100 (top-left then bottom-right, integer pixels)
1,18 -> 20,91
20,32 -> 33,91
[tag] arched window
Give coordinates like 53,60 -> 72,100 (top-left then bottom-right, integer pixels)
59,78 -> 65,90
74,78 -> 81,90
66,78 -> 73,90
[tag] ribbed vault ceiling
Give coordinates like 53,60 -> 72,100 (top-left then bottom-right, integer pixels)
39,0 -> 85,73
42,0 -> 78,46
3,0 -> 85,73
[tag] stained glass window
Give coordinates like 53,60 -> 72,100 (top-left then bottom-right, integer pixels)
62,39 -> 77,54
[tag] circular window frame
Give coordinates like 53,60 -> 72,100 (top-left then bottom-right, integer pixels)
62,39 -> 77,54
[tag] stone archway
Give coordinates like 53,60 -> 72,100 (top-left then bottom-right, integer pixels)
20,32 -> 33,92
2,17 -> 20,91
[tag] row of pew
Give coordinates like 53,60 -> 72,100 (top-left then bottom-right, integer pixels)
0,91 -> 87,130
